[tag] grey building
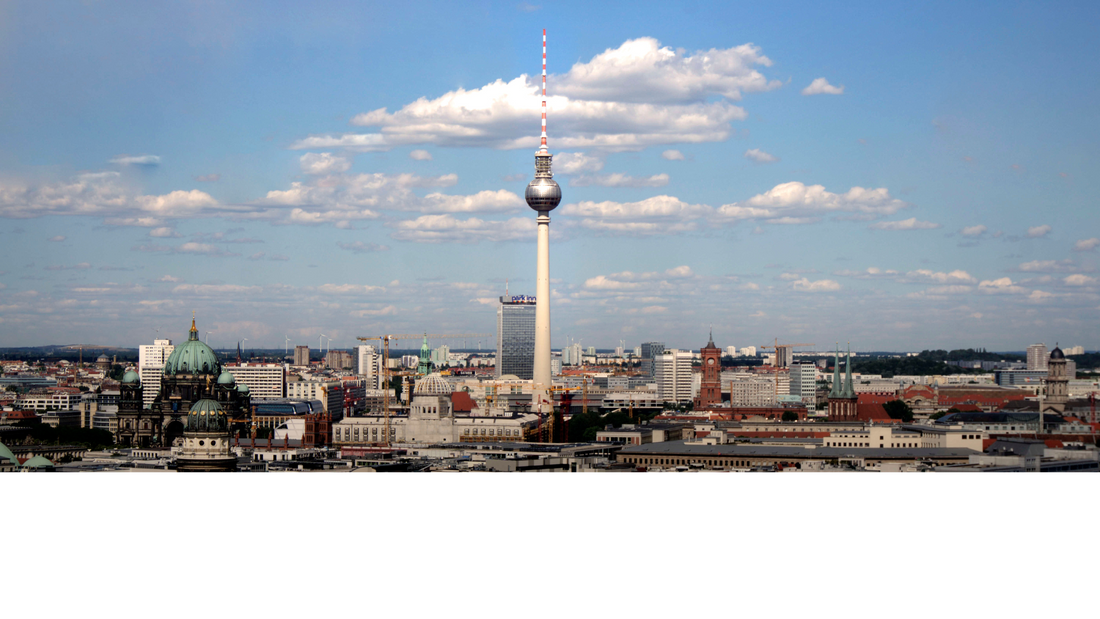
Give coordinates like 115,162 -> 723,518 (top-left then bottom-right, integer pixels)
496,295 -> 536,380
994,369 -> 1049,387
640,341 -> 665,378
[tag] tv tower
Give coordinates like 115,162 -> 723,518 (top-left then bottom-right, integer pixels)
525,29 -> 561,415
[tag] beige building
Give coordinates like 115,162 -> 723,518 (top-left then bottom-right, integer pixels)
226,363 -> 286,399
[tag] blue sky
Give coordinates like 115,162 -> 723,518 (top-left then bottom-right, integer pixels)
1,0 -> 1098,352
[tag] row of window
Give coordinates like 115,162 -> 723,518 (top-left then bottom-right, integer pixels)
462,427 -> 519,437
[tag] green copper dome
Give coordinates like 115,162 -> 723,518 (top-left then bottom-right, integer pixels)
163,316 -> 221,377
217,370 -> 236,386
21,455 -> 55,469
0,442 -> 17,466
237,384 -> 250,394
121,369 -> 141,384
186,399 -> 228,432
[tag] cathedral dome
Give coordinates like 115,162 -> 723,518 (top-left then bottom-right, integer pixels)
164,317 -> 221,376
237,384 -> 250,394
217,370 -> 236,386
121,369 -> 141,385
414,373 -> 453,396
186,399 -> 228,432
1049,346 -> 1065,360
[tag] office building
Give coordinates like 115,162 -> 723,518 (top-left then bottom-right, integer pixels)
138,338 -> 175,409
294,345 -> 310,367
790,362 -> 818,410
640,341 -> 665,378
225,363 -> 286,399
994,369 -> 1049,387
1027,343 -> 1048,371
496,294 -> 536,379
286,380 -> 345,421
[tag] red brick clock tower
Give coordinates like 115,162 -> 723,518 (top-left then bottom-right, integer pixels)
695,330 -> 722,410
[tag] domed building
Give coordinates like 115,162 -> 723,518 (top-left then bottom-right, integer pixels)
114,315 -> 251,448
176,399 -> 237,472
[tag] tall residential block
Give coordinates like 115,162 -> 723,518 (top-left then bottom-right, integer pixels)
1027,343 -> 1048,371
294,345 -> 310,367
138,338 -> 174,408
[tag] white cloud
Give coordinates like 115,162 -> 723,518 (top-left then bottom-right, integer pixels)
961,225 -> 987,237
300,152 -> 352,175
0,172 -> 221,225
1026,224 -> 1052,238
661,150 -> 685,161
868,217 -> 941,231
790,278 -> 841,292
1018,259 -> 1077,273
900,269 -> 977,284
388,215 -> 535,243
110,154 -> 161,166
1027,290 -> 1054,302
570,173 -> 669,188
801,78 -> 844,95
293,38 -> 780,153
149,227 -> 181,238
554,152 -> 605,174
978,277 -> 1028,294
563,195 -> 710,221
409,150 -> 433,161
744,148 -> 778,163
47,235 -> 65,242
717,182 -> 909,224
157,275 -> 183,283
1063,274 -> 1097,286
1073,238 -> 1099,252
834,267 -> 900,279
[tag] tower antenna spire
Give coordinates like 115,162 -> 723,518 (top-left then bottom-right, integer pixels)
540,28 -> 547,151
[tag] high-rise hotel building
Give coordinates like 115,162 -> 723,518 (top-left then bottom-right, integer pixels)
495,294 -> 536,380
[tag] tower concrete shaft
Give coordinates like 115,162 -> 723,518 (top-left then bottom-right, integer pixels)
524,29 -> 560,416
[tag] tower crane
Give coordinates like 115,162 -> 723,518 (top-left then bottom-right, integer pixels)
356,333 -> 489,447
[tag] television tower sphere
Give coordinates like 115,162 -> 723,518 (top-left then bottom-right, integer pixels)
525,158 -> 561,212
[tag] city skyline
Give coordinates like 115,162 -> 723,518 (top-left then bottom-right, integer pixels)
1,1 -> 1098,350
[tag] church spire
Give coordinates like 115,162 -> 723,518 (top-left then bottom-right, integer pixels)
829,343 -> 841,398
843,342 -> 855,398
188,311 -> 199,341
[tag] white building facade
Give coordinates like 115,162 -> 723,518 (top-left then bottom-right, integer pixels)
655,350 -> 693,403
138,338 -> 174,408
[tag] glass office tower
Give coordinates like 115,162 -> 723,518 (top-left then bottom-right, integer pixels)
496,295 -> 537,380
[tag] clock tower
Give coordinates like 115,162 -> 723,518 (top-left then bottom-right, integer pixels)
695,330 -> 723,410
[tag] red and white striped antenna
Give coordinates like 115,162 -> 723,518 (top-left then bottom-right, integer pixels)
540,28 -> 548,151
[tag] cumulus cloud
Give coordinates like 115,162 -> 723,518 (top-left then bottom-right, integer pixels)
978,277 -> 1028,294
718,182 -> 909,225
1026,224 -> 1052,238
570,173 -> 669,188
47,235 -> 65,242
833,267 -> 900,279
961,225 -> 987,237
554,152 -> 605,174
1063,274 -> 1097,286
292,38 -> 780,153
801,78 -> 844,95
1073,238 -> 1099,252
133,242 -> 239,257
661,150 -> 685,161
0,172 -> 223,225
900,269 -> 977,284
300,152 -> 352,175
337,241 -> 390,254
110,154 -> 161,166
868,218 -> 941,231
149,227 -> 181,238
744,148 -> 778,163
790,278 -> 840,292
409,150 -> 433,161
388,215 -> 535,243
157,275 -> 183,283
315,284 -> 386,294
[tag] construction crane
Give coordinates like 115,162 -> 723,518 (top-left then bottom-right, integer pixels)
356,333 -> 489,447
758,339 -> 816,401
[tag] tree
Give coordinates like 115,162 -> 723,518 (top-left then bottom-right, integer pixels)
782,411 -> 798,422
929,411 -> 947,420
389,376 -> 403,402
883,400 -> 914,423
